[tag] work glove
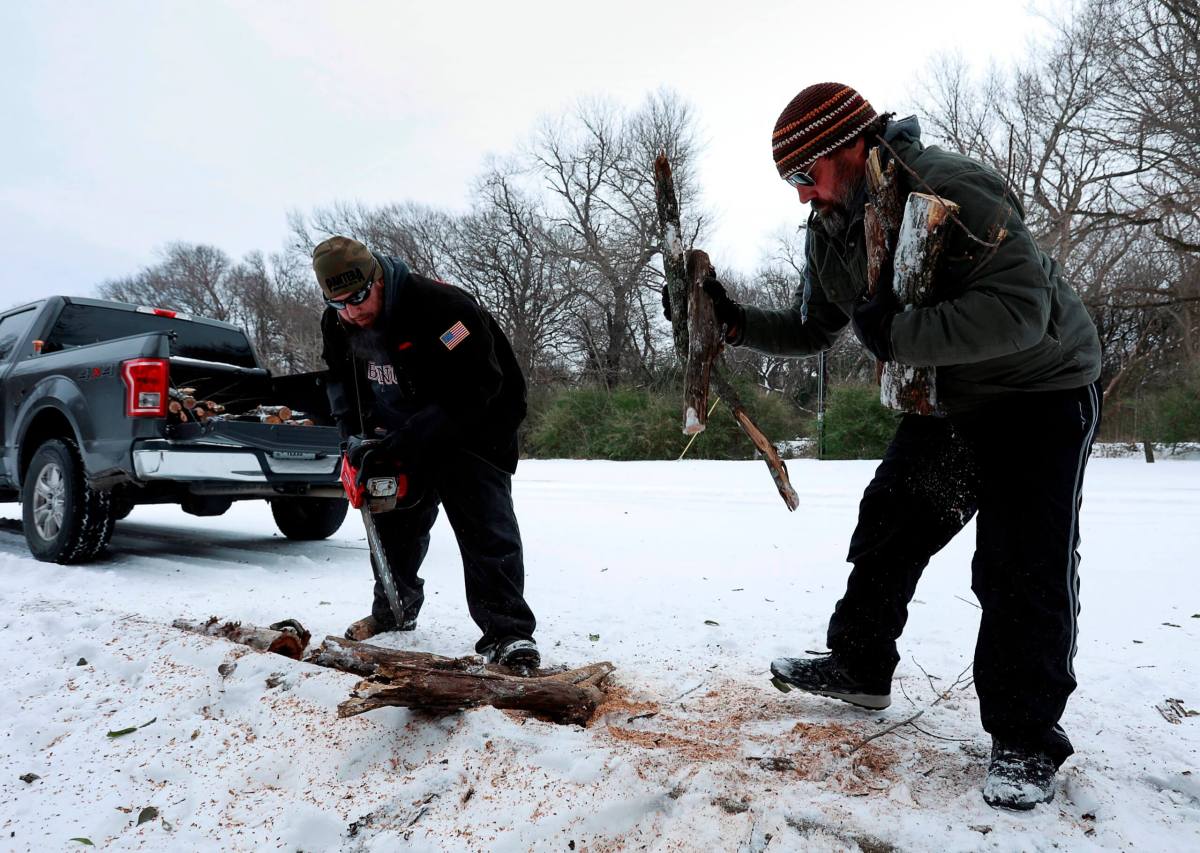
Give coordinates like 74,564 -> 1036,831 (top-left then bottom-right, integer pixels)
660,276 -> 746,341
365,405 -> 457,473
851,287 -> 900,362
700,273 -> 744,340
345,435 -> 386,487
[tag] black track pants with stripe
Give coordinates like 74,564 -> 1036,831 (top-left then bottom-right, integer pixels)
826,381 -> 1101,765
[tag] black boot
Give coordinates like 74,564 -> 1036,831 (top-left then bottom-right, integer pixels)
983,741 -> 1057,810
769,652 -> 891,710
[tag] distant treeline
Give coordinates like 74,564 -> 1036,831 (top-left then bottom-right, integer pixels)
100,0 -> 1200,453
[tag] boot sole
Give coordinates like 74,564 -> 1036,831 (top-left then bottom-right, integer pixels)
768,675 -> 890,709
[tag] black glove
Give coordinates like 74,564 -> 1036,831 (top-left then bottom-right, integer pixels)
345,435 -> 387,486
701,274 -> 745,340
393,405 -> 454,464
851,287 -> 900,362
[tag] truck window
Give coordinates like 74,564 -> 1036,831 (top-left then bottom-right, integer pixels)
0,308 -> 39,363
45,305 -> 258,368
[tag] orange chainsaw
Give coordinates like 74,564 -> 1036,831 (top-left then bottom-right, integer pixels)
340,440 -> 411,628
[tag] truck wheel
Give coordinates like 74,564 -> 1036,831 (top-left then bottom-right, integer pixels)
22,438 -> 116,564
270,496 -> 349,540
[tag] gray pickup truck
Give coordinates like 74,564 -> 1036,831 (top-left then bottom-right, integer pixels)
0,296 -> 348,563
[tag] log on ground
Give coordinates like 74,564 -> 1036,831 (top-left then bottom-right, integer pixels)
172,617 -> 311,659
307,636 -> 614,726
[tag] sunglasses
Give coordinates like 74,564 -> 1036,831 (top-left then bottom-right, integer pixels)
325,280 -> 374,310
785,170 -> 815,188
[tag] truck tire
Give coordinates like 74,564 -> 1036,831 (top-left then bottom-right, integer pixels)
270,496 -> 349,540
22,438 -> 116,564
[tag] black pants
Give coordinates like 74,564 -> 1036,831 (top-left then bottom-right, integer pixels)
367,449 -> 536,652
826,381 -> 1101,765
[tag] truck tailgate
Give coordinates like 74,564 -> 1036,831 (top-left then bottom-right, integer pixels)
132,419 -> 342,486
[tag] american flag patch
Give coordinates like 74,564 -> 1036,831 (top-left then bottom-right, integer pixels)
439,320 -> 470,350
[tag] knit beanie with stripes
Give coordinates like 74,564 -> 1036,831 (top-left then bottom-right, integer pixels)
772,83 -> 878,182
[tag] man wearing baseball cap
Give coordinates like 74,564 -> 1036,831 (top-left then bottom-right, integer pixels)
314,235 -> 539,670
691,84 -> 1102,809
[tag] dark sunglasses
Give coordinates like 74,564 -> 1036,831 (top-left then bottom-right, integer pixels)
785,169 -> 815,188
325,280 -> 374,310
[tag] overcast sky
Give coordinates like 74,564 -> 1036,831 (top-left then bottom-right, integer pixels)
0,1 -> 1052,313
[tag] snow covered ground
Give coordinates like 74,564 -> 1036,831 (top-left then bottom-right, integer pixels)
1,458 -> 1197,852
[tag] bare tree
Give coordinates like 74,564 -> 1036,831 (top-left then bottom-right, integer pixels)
529,89 -> 704,388
99,243 -> 326,375
100,242 -> 237,322
440,167 -> 583,382
916,0 -> 1200,401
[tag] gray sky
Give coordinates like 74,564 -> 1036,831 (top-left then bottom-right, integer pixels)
0,0 -> 1049,312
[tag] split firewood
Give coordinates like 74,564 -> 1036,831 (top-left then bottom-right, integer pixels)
865,147 -> 959,416
307,635 -> 614,725
251,405 -> 292,422
654,150 -> 798,511
654,153 -> 690,366
172,616 -> 311,660
682,250 -> 723,434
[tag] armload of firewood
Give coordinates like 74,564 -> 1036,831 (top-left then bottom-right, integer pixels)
166,388 -> 315,426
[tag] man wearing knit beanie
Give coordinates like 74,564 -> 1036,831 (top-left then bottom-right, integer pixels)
689,83 -> 1102,810
314,235 -> 540,671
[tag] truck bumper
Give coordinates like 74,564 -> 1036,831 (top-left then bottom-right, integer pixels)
132,447 -> 339,482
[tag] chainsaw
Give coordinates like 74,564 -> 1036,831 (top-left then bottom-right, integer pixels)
340,439 -> 411,629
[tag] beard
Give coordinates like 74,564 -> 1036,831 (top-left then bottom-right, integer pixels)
344,322 -> 390,361
813,162 -> 866,237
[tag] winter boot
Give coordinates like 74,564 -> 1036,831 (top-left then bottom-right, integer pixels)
344,614 -> 417,641
483,638 -> 540,672
982,741 -> 1057,810
769,652 -> 891,710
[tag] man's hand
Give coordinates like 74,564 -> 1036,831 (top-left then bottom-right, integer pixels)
661,277 -> 745,339
852,287 -> 900,362
702,274 -> 746,342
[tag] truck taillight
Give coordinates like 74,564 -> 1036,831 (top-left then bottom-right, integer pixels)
121,358 -> 169,417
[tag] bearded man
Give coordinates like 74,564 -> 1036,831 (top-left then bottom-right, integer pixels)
686,83 -> 1102,809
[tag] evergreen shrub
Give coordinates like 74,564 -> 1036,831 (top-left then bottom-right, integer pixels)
524,382 -> 808,461
821,383 -> 899,459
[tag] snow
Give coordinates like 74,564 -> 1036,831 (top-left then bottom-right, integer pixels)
1,458 -> 1197,851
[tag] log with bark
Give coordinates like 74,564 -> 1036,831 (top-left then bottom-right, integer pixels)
171,621 -> 613,726
172,616 -> 312,659
654,152 -> 799,511
865,147 -> 959,416
308,636 -> 613,725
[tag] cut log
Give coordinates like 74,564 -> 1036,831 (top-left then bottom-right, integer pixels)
172,616 -> 311,659
865,145 -> 959,416
709,370 -> 800,511
653,150 -> 799,510
879,192 -> 959,415
683,250 -> 722,434
338,664 -> 607,725
307,636 -> 613,725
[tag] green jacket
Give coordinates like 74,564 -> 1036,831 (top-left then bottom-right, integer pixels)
739,117 -> 1101,413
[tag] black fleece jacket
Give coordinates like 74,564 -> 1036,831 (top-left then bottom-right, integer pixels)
321,256 -> 527,474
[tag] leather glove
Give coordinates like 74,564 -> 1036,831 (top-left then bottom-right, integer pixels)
852,287 -> 900,362
701,274 -> 745,341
